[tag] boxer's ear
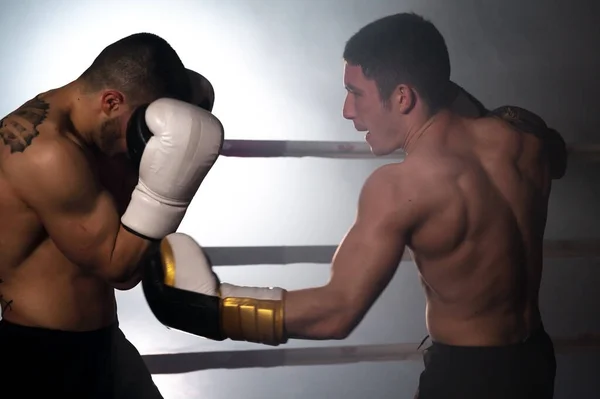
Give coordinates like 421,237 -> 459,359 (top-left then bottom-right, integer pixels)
100,90 -> 126,116
393,84 -> 415,114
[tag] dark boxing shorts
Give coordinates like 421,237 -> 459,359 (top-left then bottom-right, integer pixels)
0,319 -> 163,399
415,325 -> 556,399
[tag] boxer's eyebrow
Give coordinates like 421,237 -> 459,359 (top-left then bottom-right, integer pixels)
345,84 -> 362,94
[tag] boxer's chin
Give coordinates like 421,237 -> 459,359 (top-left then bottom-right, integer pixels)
370,146 -> 395,157
366,133 -> 394,157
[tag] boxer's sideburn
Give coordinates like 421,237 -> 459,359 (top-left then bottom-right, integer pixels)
0,95 -> 49,153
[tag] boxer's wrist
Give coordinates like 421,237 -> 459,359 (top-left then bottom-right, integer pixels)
218,283 -> 288,346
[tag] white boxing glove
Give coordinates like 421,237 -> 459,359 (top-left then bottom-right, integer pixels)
122,98 -> 224,240
160,233 -> 220,296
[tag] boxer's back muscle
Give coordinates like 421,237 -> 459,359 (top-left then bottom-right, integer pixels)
409,116 -> 551,346
0,95 -> 115,330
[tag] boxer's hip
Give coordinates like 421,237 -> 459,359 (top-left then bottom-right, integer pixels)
415,324 -> 556,399
0,319 -> 162,399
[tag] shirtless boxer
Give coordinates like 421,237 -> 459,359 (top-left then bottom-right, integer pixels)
139,13 -> 565,399
0,33 -> 223,398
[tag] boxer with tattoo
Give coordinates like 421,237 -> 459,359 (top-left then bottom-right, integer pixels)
0,33 -> 222,398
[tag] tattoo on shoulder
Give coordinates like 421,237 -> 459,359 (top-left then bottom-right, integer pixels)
0,278 -> 13,314
0,95 -> 50,153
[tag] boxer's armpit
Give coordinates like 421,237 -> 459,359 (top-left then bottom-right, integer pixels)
2,138 -> 152,287
0,95 -> 49,153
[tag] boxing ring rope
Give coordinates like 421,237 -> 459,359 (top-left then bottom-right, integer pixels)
220,139 -> 600,160
141,139 -> 600,374
202,239 -> 600,267
220,139 -> 401,159
143,335 -> 600,374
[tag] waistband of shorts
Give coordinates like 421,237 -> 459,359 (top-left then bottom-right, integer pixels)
428,323 -> 551,352
0,318 -> 119,341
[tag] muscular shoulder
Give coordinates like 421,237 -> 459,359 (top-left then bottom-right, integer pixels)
3,131 -> 88,172
2,133 -> 97,208
359,163 -> 422,229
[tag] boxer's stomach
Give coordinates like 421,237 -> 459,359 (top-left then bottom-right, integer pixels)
1,238 -> 117,332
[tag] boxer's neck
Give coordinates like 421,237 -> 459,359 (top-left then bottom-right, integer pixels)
61,81 -> 106,151
402,109 -> 451,154
30,82 -> 96,151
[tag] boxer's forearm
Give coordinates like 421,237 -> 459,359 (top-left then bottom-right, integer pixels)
101,226 -> 154,289
284,287 -> 357,340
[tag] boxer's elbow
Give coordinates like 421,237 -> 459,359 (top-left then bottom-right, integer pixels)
109,271 -> 142,291
297,313 -> 355,340
324,317 -> 356,340
95,253 -> 145,291
97,257 -> 142,290
315,312 -> 359,340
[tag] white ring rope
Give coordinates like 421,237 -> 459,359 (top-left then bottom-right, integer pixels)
143,334 -> 600,374
221,139 -> 600,160
204,240 -> 600,267
221,139 -> 403,159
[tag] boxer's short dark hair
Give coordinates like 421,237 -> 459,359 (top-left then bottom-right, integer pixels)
80,33 -> 192,106
343,13 -> 451,114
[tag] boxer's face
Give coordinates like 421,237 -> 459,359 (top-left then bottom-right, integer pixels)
342,63 -> 409,156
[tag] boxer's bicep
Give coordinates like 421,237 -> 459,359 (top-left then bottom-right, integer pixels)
4,140 -> 148,284
329,166 -> 412,319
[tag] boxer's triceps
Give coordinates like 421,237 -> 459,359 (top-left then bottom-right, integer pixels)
283,167 -> 410,340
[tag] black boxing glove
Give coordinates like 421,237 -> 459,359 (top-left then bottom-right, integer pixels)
490,106 -> 567,180
125,104 -> 152,169
186,68 -> 215,112
449,81 -> 488,118
126,70 -> 215,169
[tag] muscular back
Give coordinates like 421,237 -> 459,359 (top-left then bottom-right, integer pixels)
408,114 -> 552,346
0,94 -> 137,330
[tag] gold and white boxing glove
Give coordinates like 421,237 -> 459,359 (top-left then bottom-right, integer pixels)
142,233 -> 287,346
